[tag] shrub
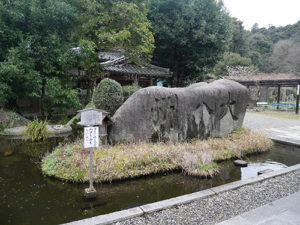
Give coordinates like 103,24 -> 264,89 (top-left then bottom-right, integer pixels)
0,124 -> 6,132
93,78 -> 122,115
44,77 -> 81,115
122,84 -> 141,102
25,119 -> 48,142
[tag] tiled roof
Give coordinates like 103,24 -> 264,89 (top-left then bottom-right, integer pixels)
99,51 -> 125,65
104,64 -> 170,77
99,51 -> 171,77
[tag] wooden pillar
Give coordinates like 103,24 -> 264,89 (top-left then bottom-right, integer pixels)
150,76 -> 153,86
134,74 -> 138,85
259,87 -> 269,102
296,84 -> 300,114
277,85 -> 281,109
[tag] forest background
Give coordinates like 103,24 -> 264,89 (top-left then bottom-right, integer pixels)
0,0 -> 299,117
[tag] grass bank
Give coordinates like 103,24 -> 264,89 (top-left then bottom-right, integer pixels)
41,127 -> 273,183
249,110 -> 300,120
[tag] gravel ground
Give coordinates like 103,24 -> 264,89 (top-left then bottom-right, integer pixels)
116,169 -> 300,225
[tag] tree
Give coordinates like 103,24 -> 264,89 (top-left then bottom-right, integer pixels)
249,50 -> 264,71
148,0 -> 232,86
245,33 -> 272,71
247,33 -> 273,55
44,77 -> 81,116
72,0 -> 154,65
234,20 -> 300,74
229,18 -> 248,57
67,0 -> 155,103
0,1 -> 24,61
251,23 -> 259,33
265,39 -> 300,74
0,41 -> 42,105
76,39 -> 103,101
0,0 -> 80,114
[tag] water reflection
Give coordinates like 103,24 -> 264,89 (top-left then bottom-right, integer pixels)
241,161 -> 287,180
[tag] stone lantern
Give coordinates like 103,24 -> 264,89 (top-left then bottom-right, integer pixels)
78,108 -> 110,138
78,108 -> 105,126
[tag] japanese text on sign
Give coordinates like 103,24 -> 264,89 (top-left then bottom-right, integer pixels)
84,127 -> 99,148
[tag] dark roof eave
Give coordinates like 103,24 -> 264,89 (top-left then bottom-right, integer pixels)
103,68 -> 171,77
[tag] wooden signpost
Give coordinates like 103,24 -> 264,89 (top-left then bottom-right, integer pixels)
296,85 -> 300,114
84,126 -> 99,198
78,108 -> 104,199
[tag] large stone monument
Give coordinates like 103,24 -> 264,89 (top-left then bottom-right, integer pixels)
108,79 -> 249,143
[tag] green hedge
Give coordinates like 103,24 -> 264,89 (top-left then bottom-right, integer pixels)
93,78 -> 122,115
122,84 -> 141,102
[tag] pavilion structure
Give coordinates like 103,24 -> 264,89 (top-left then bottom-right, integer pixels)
99,51 -> 171,87
227,73 -> 300,114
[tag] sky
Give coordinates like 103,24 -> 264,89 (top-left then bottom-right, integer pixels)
222,0 -> 300,30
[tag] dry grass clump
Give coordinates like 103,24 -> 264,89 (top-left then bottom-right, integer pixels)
41,127 -> 273,183
181,151 -> 219,177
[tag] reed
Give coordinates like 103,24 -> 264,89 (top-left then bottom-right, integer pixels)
25,119 -> 48,142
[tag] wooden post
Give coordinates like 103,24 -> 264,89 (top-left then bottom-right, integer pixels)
277,85 -> 281,109
296,85 -> 300,114
89,147 -> 94,188
150,76 -> 153,86
134,74 -> 139,86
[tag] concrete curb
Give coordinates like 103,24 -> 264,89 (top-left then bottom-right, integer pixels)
268,136 -> 300,147
140,189 -> 215,213
62,164 -> 300,225
64,207 -> 144,225
262,131 -> 300,147
210,176 -> 265,194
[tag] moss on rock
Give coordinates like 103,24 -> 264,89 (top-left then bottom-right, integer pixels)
0,109 -> 29,131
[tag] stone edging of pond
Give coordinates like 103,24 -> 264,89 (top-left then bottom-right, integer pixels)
0,124 -> 72,138
267,134 -> 300,147
63,163 -> 300,225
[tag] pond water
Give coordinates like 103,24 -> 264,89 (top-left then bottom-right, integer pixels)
0,137 -> 299,225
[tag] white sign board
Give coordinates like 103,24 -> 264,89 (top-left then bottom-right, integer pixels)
84,127 -> 99,148
297,85 -> 300,96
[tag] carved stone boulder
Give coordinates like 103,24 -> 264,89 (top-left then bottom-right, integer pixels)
109,79 -> 249,143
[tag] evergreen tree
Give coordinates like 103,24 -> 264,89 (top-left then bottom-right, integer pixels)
0,0 -> 80,113
148,0 -> 232,86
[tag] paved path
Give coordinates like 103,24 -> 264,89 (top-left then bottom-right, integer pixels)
217,191 -> 300,225
217,112 -> 300,225
243,112 -> 300,146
